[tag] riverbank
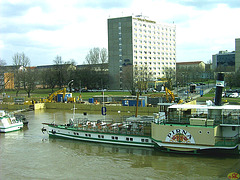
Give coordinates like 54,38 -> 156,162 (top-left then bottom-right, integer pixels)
0,102 -> 159,116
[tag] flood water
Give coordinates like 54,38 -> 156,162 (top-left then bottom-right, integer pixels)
0,109 -> 239,180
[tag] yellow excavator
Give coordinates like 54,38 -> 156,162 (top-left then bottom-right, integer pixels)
165,86 -> 183,104
43,88 -> 66,102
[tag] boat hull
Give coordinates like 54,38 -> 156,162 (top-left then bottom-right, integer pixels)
47,125 -> 155,148
0,123 -> 23,133
153,140 -> 240,154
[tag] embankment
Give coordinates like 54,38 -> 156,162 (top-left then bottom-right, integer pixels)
0,102 -> 159,115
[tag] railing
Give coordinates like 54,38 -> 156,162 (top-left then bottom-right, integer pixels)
215,134 -> 239,147
155,112 -> 240,126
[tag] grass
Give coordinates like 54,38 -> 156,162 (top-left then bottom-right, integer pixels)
3,87 -> 240,105
3,88 -> 133,100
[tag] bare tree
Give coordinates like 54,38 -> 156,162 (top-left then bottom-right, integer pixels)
0,58 -> 6,66
53,55 -> 67,88
12,52 -> 30,67
100,48 -> 108,63
23,68 -> 37,97
122,64 -> 153,95
0,59 -> 7,92
12,52 -> 31,96
163,67 -> 176,90
85,47 -> 107,65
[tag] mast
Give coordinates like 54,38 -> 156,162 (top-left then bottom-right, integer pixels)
135,93 -> 139,117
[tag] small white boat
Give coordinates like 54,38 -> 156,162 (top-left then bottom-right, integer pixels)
0,110 -> 23,133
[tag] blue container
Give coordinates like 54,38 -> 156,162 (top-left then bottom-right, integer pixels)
122,99 -> 145,107
89,98 -> 94,103
57,93 -> 72,102
122,100 -> 129,106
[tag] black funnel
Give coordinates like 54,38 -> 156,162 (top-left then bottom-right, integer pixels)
215,73 -> 224,106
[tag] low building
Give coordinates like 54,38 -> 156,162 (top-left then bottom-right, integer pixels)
212,50 -> 235,72
176,61 -> 205,71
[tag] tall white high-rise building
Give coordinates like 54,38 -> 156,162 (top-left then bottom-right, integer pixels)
108,15 -> 176,90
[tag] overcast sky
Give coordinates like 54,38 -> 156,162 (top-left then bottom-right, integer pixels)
0,0 -> 240,66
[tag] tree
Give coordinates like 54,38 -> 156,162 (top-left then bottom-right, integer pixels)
122,64 -> 153,95
85,47 -> 108,65
163,67 -> 176,90
12,52 -> 30,67
100,48 -> 108,64
22,68 -> 37,97
53,55 -> 67,88
12,52 -> 31,96
0,58 -> 6,66
0,58 -> 7,92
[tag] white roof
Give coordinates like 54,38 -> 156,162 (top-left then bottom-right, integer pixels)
168,104 -> 240,110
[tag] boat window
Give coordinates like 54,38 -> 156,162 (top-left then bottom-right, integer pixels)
207,131 -> 210,134
98,135 -> 100,138
130,138 -> 133,141
85,134 -> 88,136
101,135 -> 104,138
232,126 -> 236,131
127,138 -> 130,141
112,136 -> 114,139
141,139 -> 144,142
88,134 -> 91,137
145,139 -> 149,142
199,130 -> 202,134
115,137 -> 118,140
77,133 -> 79,135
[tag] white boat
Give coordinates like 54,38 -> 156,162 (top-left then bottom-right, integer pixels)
152,103 -> 240,154
42,116 -> 155,148
0,110 -> 23,133
152,73 -> 240,154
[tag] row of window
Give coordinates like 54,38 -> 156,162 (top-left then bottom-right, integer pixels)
133,39 -> 175,46
133,29 -> 175,37
134,62 -> 176,66
133,50 -> 175,56
133,34 -> 175,41
134,66 -> 176,71
134,57 -> 175,61
133,22 -> 175,33
133,46 -> 176,52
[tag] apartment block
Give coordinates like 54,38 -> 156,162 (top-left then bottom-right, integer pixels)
235,38 -> 240,72
108,15 -> 176,90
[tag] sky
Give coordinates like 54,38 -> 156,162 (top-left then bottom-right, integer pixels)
0,0 -> 240,66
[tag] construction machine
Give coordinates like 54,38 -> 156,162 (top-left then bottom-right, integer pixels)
44,88 -> 66,102
165,87 -> 183,104
165,87 -> 175,103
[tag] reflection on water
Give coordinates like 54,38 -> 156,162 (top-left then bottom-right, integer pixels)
0,109 -> 239,179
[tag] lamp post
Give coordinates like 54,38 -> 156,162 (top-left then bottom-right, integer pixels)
68,80 -> 74,93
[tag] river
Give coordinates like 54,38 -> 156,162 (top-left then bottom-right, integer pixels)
0,109 -> 239,180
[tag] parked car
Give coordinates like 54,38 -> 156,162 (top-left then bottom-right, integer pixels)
229,93 -> 239,98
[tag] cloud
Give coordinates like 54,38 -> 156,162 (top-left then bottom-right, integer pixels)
172,0 -> 240,9
83,0 -> 133,9
0,0 -> 240,66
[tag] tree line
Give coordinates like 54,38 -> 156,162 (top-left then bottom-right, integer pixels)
0,48 -> 108,97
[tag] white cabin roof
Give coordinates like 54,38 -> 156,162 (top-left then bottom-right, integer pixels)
168,104 -> 240,110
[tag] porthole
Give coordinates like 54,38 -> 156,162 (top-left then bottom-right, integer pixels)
207,131 -> 210,134
199,130 -> 202,134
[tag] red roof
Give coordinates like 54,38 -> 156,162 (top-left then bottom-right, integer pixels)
176,61 -> 204,65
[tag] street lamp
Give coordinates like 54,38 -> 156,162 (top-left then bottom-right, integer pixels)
68,80 -> 74,93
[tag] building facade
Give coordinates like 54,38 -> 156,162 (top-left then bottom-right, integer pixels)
108,15 -> 176,90
235,38 -> 240,72
176,61 -> 205,71
212,50 -> 235,72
